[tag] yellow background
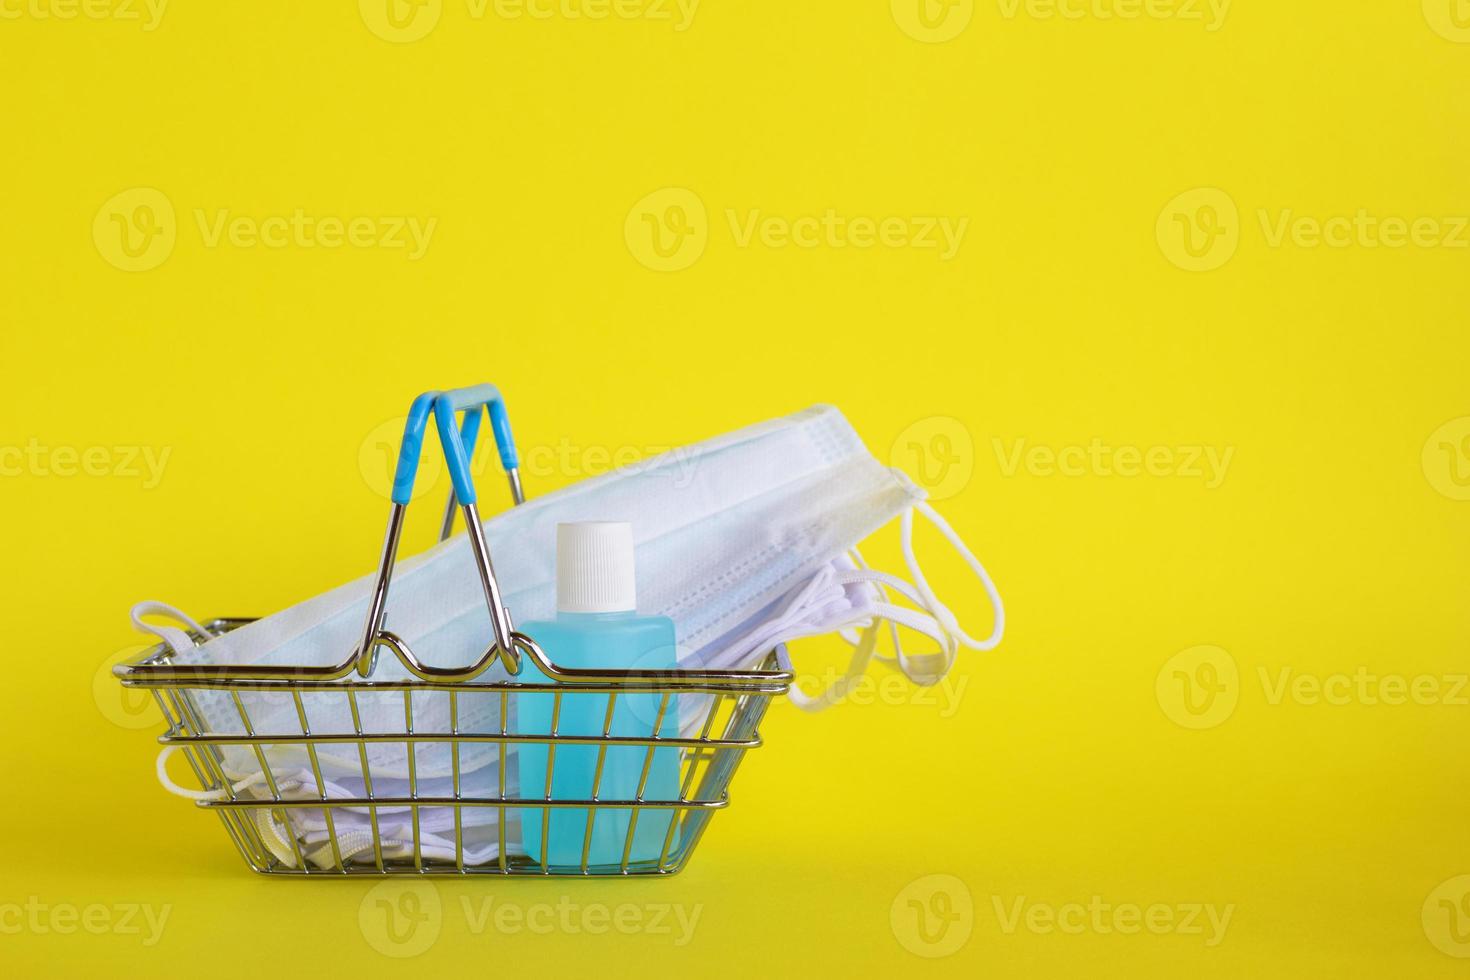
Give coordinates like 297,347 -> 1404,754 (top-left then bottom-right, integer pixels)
2,1 -> 1469,976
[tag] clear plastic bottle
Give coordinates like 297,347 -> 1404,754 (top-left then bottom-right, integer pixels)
516,522 -> 680,869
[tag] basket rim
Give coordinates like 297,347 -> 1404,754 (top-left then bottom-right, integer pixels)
115,618 -> 795,695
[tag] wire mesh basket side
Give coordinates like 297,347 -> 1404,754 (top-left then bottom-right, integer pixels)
152,659 -> 782,877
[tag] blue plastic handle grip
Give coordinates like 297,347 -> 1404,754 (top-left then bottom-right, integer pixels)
440,383 -> 500,412
390,392 -> 439,505
489,401 -> 517,470
440,384 -> 518,470
434,384 -> 519,506
389,385 -> 520,506
457,404 -> 484,461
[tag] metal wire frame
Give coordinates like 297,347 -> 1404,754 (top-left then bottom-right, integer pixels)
121,620 -> 790,877
116,391 -> 793,876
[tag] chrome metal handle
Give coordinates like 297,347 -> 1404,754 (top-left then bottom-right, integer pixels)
355,386 -> 526,679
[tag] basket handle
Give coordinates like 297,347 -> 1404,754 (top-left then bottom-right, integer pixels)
390,385 -> 522,507
440,383 -> 519,468
356,385 -> 526,678
349,386 -> 796,687
431,388 -> 522,664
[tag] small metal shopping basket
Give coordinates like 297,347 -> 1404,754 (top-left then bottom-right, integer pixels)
116,384 -> 793,877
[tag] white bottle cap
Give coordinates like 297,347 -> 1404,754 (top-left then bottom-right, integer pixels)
556,522 -> 637,614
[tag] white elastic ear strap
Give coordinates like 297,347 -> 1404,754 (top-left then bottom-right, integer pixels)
155,745 -> 276,800
789,500 -> 1005,707
902,501 -> 1005,651
131,601 -> 210,656
859,501 -> 1005,687
134,605 -> 228,803
153,752 -> 386,869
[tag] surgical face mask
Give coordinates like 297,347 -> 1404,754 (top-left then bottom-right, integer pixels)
136,404 -> 1003,784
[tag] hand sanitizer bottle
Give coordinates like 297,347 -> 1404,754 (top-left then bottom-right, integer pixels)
516,522 -> 681,870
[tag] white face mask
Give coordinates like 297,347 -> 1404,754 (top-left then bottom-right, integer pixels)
137,403 -> 1003,784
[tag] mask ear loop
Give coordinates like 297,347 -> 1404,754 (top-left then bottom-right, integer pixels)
154,747 -> 287,800
810,553 -> 958,686
902,501 -> 1005,651
130,601 -> 211,656
783,574 -> 960,710
734,498 -> 1008,707
154,753 -> 324,869
137,605 -> 244,807
828,501 -> 1005,687
839,547 -> 905,657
